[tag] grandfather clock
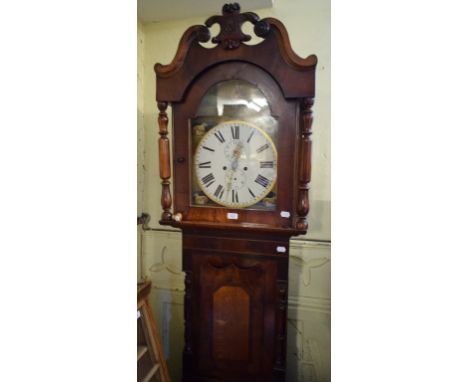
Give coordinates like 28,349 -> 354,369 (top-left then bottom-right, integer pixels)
155,4 -> 316,381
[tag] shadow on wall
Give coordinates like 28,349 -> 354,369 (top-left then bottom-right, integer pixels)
286,241 -> 331,382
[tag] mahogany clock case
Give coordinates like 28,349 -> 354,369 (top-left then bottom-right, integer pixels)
154,3 -> 317,382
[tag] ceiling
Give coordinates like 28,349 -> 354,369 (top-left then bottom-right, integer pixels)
138,0 -> 274,23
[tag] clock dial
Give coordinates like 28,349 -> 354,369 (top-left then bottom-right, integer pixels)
194,120 -> 277,208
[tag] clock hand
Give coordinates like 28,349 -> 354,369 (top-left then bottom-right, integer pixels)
225,141 -> 244,202
230,141 -> 243,170
225,170 -> 234,196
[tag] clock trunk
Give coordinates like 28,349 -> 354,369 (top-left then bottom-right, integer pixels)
182,229 -> 289,382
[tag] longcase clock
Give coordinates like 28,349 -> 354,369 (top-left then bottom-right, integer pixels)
155,4 -> 316,381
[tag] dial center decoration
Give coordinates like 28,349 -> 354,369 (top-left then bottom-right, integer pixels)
194,120 -> 277,208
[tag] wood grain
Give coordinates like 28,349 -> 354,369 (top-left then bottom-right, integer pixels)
212,286 -> 250,361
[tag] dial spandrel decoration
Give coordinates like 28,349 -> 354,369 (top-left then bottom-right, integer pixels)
191,80 -> 278,210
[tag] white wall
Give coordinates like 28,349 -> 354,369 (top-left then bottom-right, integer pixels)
138,1 -> 330,380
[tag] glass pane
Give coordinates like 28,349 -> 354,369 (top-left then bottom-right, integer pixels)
191,80 -> 278,210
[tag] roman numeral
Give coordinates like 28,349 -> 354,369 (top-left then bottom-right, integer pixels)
255,174 -> 270,188
214,184 -> 224,198
247,130 -> 255,143
231,125 -> 240,139
260,161 -> 274,168
248,188 -> 256,198
214,131 -> 225,143
198,161 -> 211,168
201,173 -> 215,187
232,190 -> 239,203
256,143 -> 269,153
202,146 -> 214,152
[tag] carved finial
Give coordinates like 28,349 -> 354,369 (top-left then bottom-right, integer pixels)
222,3 -> 241,14
205,3 -> 271,50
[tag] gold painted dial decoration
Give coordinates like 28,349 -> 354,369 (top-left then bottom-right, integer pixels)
194,120 -> 277,208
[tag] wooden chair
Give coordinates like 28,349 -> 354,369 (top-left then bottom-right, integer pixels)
137,281 -> 171,382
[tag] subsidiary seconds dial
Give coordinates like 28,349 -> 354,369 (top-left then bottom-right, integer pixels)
194,120 -> 277,208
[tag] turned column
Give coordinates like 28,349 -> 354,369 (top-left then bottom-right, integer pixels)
158,101 -> 172,222
296,97 -> 314,230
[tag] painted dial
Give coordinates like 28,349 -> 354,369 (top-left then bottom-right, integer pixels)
194,120 -> 277,208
